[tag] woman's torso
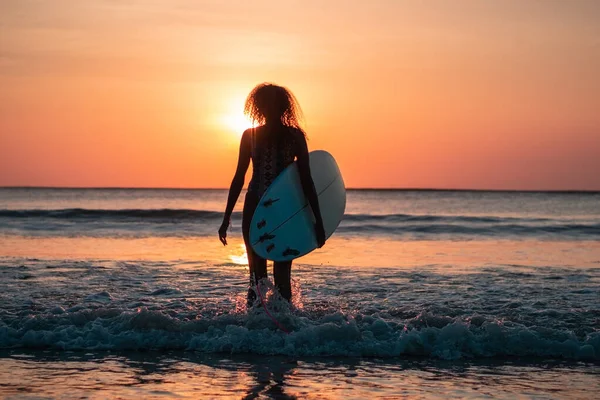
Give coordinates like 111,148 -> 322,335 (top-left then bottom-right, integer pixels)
247,125 -> 297,198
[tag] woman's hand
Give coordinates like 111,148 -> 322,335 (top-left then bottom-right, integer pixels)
315,221 -> 326,248
218,220 -> 229,246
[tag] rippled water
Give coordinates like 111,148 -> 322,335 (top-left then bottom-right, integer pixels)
1,351 -> 598,399
1,188 -> 600,240
1,258 -> 599,358
0,188 -> 598,398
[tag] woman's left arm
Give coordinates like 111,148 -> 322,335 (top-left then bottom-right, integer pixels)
219,130 -> 252,245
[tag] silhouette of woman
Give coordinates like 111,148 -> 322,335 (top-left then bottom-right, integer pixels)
219,83 -> 326,306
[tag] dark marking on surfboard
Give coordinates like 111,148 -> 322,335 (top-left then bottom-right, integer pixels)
282,248 -> 300,257
258,233 -> 276,243
257,219 -> 266,229
262,198 -> 280,208
266,244 -> 275,253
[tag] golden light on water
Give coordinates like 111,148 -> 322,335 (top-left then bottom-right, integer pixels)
229,244 -> 248,266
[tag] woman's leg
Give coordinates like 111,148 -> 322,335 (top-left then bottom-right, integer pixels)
247,249 -> 267,285
273,261 -> 292,302
242,192 -> 267,305
245,248 -> 267,306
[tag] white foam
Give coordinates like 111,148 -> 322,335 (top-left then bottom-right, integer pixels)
0,258 -> 598,360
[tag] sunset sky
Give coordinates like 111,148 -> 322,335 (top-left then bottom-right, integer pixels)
1,0 -> 599,190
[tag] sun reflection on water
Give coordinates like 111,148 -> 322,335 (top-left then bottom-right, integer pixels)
229,244 -> 248,266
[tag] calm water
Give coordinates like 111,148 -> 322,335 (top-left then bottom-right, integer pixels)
1,188 -> 599,399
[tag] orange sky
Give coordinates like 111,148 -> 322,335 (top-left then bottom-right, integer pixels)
1,0 -> 599,190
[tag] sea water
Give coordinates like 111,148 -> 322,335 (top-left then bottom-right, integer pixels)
0,188 -> 598,399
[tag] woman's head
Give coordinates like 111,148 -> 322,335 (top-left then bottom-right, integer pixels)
244,83 -> 304,128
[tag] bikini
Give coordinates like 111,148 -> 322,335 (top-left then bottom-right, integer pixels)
247,126 -> 297,198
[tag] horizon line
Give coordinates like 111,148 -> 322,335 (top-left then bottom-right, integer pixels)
1,186 -> 599,194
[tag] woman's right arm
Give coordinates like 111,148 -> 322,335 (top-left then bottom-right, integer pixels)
295,132 -> 326,247
219,129 -> 252,245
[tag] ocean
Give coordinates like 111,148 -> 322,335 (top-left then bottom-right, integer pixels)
0,188 -> 598,399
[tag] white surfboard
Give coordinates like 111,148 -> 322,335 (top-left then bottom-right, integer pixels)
249,150 -> 346,261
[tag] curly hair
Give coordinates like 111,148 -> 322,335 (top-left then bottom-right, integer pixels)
244,83 -> 305,133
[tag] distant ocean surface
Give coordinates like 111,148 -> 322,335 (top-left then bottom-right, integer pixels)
2,188 -> 600,240
1,188 -> 599,399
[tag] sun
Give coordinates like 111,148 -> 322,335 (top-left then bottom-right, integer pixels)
218,94 -> 255,138
223,112 -> 254,135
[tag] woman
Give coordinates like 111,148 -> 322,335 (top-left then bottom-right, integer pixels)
218,83 -> 326,306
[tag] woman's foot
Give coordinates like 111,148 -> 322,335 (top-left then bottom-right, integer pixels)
275,284 -> 292,303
